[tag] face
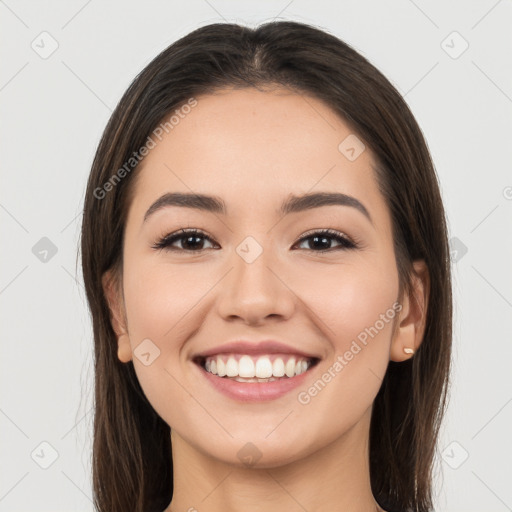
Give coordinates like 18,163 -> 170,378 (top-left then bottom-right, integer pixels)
108,87 -> 406,468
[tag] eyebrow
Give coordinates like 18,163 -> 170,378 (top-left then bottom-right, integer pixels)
143,191 -> 373,225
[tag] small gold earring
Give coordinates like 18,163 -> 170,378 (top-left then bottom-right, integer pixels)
403,347 -> 414,355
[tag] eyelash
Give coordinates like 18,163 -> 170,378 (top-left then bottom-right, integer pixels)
151,228 -> 360,253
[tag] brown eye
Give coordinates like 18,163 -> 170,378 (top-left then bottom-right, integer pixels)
152,228 -> 218,252
293,229 -> 358,252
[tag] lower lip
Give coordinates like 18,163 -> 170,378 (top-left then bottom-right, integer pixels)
194,361 -> 318,402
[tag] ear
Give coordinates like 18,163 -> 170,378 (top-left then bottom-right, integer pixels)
102,269 -> 132,363
390,260 -> 430,362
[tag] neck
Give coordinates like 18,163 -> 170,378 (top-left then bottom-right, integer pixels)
165,407 -> 385,512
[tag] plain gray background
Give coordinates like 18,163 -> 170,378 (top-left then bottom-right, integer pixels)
1,1 -> 511,511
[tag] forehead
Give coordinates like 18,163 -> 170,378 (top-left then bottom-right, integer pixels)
127,87 -> 390,232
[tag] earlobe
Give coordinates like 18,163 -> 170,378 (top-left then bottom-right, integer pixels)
102,270 -> 132,363
390,260 -> 429,362
117,334 -> 133,363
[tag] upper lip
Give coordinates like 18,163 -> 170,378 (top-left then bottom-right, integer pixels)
192,340 -> 322,361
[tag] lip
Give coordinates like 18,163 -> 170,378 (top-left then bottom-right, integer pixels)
192,339 -> 321,360
193,357 -> 320,402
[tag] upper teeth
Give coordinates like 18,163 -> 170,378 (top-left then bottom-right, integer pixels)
204,354 -> 311,378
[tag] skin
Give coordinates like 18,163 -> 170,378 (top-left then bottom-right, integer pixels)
103,87 -> 429,512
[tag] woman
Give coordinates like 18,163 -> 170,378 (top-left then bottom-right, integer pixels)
81,20 -> 452,512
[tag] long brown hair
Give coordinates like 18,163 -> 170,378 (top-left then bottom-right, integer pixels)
80,20 -> 452,512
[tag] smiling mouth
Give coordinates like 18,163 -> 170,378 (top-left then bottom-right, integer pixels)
194,354 -> 321,383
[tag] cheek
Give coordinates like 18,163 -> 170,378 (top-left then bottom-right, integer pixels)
122,257 -> 214,341
120,258 -> 211,424
291,265 -> 399,430
293,256 -> 399,349
120,256 -> 221,409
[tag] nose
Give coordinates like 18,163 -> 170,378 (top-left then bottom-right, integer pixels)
215,245 -> 296,326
